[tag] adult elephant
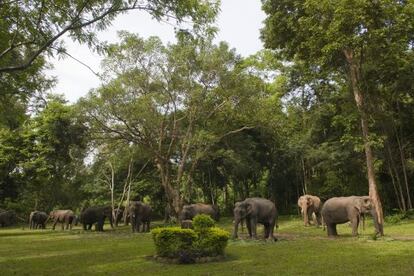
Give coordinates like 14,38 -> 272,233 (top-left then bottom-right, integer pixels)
49,210 -> 75,230
179,203 -> 219,221
79,206 -> 113,231
29,211 -> 48,229
129,201 -> 151,233
233,198 -> 278,241
297,195 -> 322,226
0,210 -> 17,227
321,196 -> 381,236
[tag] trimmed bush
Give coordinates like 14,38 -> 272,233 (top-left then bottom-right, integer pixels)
151,227 -> 197,258
193,227 -> 230,257
151,215 -> 230,263
192,214 -> 215,231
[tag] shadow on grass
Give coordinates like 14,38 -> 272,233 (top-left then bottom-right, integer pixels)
0,230 -> 61,238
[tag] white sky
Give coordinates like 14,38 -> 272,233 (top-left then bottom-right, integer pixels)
47,0 -> 265,103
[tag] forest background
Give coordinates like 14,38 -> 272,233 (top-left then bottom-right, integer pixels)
1,0 -> 413,220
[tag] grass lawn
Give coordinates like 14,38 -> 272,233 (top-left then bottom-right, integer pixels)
1,217 -> 413,275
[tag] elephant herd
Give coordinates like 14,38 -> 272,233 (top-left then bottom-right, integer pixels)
0,201 -> 154,233
0,194 -> 382,238
297,194 -> 383,237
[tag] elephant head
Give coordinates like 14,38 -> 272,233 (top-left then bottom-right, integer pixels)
232,201 -> 252,238
354,196 -> 373,214
179,205 -> 192,221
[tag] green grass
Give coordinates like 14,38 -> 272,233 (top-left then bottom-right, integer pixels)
1,217 -> 414,275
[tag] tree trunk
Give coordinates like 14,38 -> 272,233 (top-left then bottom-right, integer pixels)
301,157 -> 308,195
156,158 -> 182,217
394,128 -> 413,209
387,162 -> 403,211
344,49 -> 384,233
386,143 -> 406,211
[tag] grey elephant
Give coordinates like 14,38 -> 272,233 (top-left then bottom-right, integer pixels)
0,210 -> 17,227
321,196 -> 381,236
29,211 -> 48,229
79,206 -> 114,231
233,198 -> 278,241
179,203 -> 219,221
129,201 -> 152,233
297,195 -> 322,226
49,210 -> 75,230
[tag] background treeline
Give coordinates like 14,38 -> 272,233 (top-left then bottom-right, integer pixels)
1,0 -> 413,218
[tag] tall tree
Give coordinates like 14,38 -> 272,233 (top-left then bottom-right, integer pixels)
80,33 -> 262,215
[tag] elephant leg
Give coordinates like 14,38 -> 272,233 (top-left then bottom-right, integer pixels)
267,220 -> 276,241
131,218 -> 136,232
315,212 -> 322,227
327,223 -> 337,236
264,225 -> 270,239
52,220 -> 58,230
350,217 -> 359,236
246,219 -> 252,238
147,222 -> 150,232
251,218 -> 257,239
96,220 -> 103,231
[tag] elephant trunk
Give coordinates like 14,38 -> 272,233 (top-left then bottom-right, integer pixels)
233,217 -> 241,238
240,218 -> 244,233
303,205 -> 309,226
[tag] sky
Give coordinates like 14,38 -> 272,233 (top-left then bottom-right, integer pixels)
47,1 -> 266,103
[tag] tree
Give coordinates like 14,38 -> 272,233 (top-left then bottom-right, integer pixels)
16,96 -> 87,211
0,0 -> 219,75
80,33 -> 263,215
261,0 -> 414,233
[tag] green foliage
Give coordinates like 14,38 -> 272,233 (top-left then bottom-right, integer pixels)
151,227 -> 198,258
152,218 -> 230,261
0,0 -> 219,74
193,227 -> 230,257
192,214 -> 215,231
385,210 -> 414,224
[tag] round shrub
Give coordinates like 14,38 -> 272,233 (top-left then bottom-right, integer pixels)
151,227 -> 197,258
193,227 -> 230,257
192,214 -> 215,231
152,217 -> 230,263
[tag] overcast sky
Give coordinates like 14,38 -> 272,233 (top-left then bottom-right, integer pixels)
47,0 -> 266,103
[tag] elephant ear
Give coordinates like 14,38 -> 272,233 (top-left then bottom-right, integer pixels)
354,198 -> 366,214
246,202 -> 253,216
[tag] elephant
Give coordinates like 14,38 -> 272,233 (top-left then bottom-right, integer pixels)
179,203 -> 219,221
29,211 -> 48,229
233,198 -> 278,241
79,206 -> 113,231
49,210 -> 75,230
297,195 -> 322,226
321,196 -> 381,236
129,201 -> 151,233
0,210 -> 17,227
